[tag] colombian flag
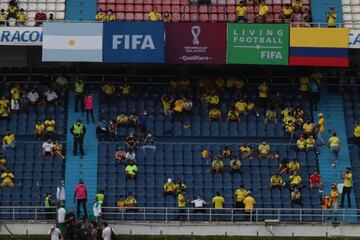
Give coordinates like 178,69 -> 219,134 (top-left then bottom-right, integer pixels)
289,28 -> 349,67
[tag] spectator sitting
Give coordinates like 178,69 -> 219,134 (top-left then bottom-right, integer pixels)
211,156 -> 224,174
115,147 -> 126,163
44,117 -> 56,136
235,98 -> 247,115
0,153 -> 6,170
256,0 -> 269,23
53,139 -> 64,160
284,119 -> 295,144
208,91 -> 220,106
161,96 -> 173,117
48,13 -> 54,20
309,170 -> 322,190
163,178 -> 176,196
0,9 -> 7,26
96,118 -> 108,140
10,83 -> 21,101
289,159 -> 300,173
163,11 -> 171,22
247,100 -> 258,116
124,192 -> 137,212
289,170 -> 302,188
239,141 -> 253,159
95,9 -> 106,21
127,114 -> 138,127
116,195 -> 126,211
236,1 -> 247,23
148,7 -> 160,21
7,0 -> 18,19
125,161 -> 138,180
44,88 -> 58,106
230,156 -> 241,174
119,83 -> 131,97
34,11 -> 47,26
292,0 -> 303,13
42,138 -> 54,158
106,9 -> 116,21
258,140 -> 271,160
270,172 -> 284,189
138,110 -> 147,132
102,81 -> 116,101
173,98 -> 186,119
125,149 -> 136,163
27,88 -> 39,105
290,188 -> 303,207
125,132 -> 137,151
296,135 -> 306,151
141,131 -> 156,151
281,4 -> 293,22
227,107 -> 240,123
184,98 -> 193,114
108,120 -> 118,141
16,8 -> 27,26
354,121 -> 360,144
34,120 -> 44,140
1,168 -> 15,189
221,146 -> 231,158
278,158 -> 289,175
265,106 -> 277,124
306,135 -> 316,150
208,108 -> 221,121
175,179 -> 188,194
2,131 -> 15,152
303,120 -> 314,137
116,113 -> 128,127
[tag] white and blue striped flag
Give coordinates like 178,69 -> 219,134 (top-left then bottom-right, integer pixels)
42,22 -> 103,62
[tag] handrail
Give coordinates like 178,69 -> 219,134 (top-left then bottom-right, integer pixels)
0,206 -> 358,222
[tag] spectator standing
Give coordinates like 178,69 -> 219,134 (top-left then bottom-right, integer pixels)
340,168 -> 352,208
45,192 -> 54,220
7,0 -> 18,19
256,0 -> 269,23
148,7 -> 160,21
191,196 -> 207,213
327,6 -> 336,28
234,185 -> 248,209
212,192 -> 224,221
34,11 -> 47,26
48,225 -> 62,240
93,196 -> 102,223
84,92 -> 95,124
243,192 -> 256,221
96,118 -> 108,140
236,1 -> 247,23
0,9 -> 7,25
56,180 -> 66,207
57,203 -> 66,234
96,10 -> 106,21
74,179 -> 88,218
74,79 -> 85,112
328,132 -> 340,167
353,121 -> 360,144
161,96 -> 173,117
71,119 -> 86,158
102,222 -> 113,240
281,4 -> 293,22
96,189 -> 105,205
330,183 -> 339,219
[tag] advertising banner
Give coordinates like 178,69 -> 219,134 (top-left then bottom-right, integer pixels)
42,23 -> 103,62
103,22 -> 164,63
289,28 -> 349,67
349,29 -> 360,49
165,22 -> 226,64
0,27 -> 42,46
227,23 -> 289,65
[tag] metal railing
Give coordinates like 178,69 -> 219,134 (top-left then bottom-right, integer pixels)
0,206 -> 358,223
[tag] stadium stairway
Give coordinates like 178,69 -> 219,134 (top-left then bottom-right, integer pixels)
314,88 -> 356,222
65,91 -> 99,215
311,0 -> 344,26
66,0 -> 97,21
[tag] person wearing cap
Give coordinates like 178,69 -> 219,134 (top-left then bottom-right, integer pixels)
340,168 -> 352,208
258,141 -> 270,160
290,188 -> 302,207
328,132 -> 340,167
57,202 -> 66,234
48,225 -> 62,240
163,178 -> 176,196
56,180 -> 66,207
317,113 -> 326,145
238,141 -> 253,159
243,192 -> 256,221
45,192 -> 54,220
353,121 -> 360,144
270,172 -> 284,189
70,119 -> 86,158
327,6 -> 337,28
74,179 -> 88,218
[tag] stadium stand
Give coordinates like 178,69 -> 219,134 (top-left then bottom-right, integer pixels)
96,0 -> 311,23
342,0 -> 360,28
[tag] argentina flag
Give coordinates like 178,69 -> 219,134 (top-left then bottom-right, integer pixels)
42,22 -> 103,62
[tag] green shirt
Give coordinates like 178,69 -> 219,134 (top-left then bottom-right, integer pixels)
96,193 -> 105,202
125,165 -> 138,175
45,196 -> 52,207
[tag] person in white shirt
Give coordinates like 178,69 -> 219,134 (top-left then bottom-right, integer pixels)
10,98 -> 20,111
191,196 -> 207,213
57,204 -> 66,234
93,196 -> 102,223
44,88 -> 58,106
125,150 -> 136,162
102,222 -> 112,240
56,180 -> 65,207
27,89 -> 39,105
42,139 -> 54,157
48,225 -> 62,240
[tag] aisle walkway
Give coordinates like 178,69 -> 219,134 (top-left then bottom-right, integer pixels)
65,91 -> 99,215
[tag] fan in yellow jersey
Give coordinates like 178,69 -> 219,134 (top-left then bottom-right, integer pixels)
317,113 -> 326,145
270,172 -> 284,189
306,135 -> 316,150
211,157 -> 224,174
328,132 -> 340,167
327,6 -> 336,28
238,141 -> 253,159
163,178 -> 176,196
284,120 -> 295,144
177,191 -> 187,221
258,141 -> 270,159
116,113 -> 128,127
243,192 -> 256,221
212,192 -> 225,221
16,8 -> 27,26
44,117 -> 56,136
292,0 -> 303,13
227,107 -> 240,123
34,120 -> 44,140
289,171 -> 302,188
280,4 -> 293,22
148,8 -> 161,21
236,1 -> 247,23
0,96 -> 10,120
106,9 -> 116,21
256,0 -> 269,23
0,9 -> 7,25
234,185 -> 248,209
95,10 -> 106,21
124,192 -> 137,213
340,168 -> 353,208
230,156 -> 241,174
208,108 -> 221,121
353,121 -> 360,144
265,106 -> 277,124
296,135 -> 306,151
288,159 -> 300,174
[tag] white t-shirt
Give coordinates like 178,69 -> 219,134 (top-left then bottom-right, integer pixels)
27,92 -> 39,103
57,207 -> 66,223
10,99 -> 19,110
102,226 -> 112,240
48,228 -> 61,240
45,91 -> 58,101
126,152 -> 136,161
191,199 -> 207,208
56,187 -> 66,201
42,142 -> 54,152
93,202 -> 102,217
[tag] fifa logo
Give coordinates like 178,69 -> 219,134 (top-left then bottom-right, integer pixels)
191,26 -> 201,45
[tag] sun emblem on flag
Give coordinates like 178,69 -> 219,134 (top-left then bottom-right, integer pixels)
68,39 -> 76,46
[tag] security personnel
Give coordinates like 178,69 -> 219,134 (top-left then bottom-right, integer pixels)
71,119 -> 86,158
45,192 -> 53,220
74,79 -> 85,112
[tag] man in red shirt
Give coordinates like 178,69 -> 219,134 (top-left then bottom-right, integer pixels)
309,170 -> 323,190
34,11 -> 47,26
74,179 -> 88,218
